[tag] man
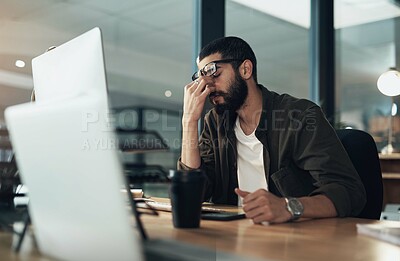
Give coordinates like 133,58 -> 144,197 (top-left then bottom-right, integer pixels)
178,36 -> 366,224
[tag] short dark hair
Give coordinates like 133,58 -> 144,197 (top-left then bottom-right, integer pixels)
198,36 -> 257,83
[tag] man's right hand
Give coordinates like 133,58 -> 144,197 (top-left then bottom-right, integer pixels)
182,77 -> 215,124
181,77 -> 215,169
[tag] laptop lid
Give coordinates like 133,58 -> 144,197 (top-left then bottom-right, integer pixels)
5,94 -> 143,261
32,27 -> 108,103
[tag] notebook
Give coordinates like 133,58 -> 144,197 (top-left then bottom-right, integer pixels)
134,197 -> 246,221
357,223 -> 400,246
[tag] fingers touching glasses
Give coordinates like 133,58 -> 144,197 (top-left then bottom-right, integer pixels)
191,59 -> 243,81
192,62 -> 217,81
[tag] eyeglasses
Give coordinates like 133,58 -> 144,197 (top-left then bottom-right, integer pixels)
191,59 -> 243,81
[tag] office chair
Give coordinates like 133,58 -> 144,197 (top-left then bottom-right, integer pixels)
336,129 -> 383,219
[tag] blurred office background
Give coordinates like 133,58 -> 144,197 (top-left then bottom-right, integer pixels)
1,0 -> 400,171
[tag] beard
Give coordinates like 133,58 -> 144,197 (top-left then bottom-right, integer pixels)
209,72 -> 248,115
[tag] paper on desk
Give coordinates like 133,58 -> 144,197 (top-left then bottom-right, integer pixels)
120,188 -> 143,198
357,223 -> 400,246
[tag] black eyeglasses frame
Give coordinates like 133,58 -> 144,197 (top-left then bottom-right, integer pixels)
191,59 -> 244,81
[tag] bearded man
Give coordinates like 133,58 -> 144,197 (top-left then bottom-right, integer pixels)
178,36 -> 366,224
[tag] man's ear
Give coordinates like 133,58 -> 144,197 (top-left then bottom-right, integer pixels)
240,60 -> 253,80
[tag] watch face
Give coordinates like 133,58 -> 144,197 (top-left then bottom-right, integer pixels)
288,198 -> 304,216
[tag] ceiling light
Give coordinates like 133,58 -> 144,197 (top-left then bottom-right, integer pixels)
164,90 -> 172,97
15,60 -> 25,68
377,68 -> 400,97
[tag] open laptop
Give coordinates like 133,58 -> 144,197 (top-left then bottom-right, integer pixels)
32,27 -> 108,104
5,94 -> 145,261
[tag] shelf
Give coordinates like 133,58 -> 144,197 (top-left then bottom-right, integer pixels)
382,173 -> 400,179
379,153 -> 400,160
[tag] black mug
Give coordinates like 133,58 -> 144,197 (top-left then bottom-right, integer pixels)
169,169 -> 206,228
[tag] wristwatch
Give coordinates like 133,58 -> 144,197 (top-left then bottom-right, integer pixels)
284,197 -> 304,221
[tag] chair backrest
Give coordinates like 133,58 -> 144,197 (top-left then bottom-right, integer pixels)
336,129 -> 383,219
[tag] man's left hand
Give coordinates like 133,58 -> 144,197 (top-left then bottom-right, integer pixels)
235,188 -> 292,224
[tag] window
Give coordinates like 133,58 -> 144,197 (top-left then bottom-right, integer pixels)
335,0 -> 400,150
226,0 -> 310,99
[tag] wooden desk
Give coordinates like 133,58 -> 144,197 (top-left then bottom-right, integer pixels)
380,153 -> 400,206
1,213 -> 399,261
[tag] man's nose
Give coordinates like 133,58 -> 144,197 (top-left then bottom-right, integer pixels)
203,76 -> 215,85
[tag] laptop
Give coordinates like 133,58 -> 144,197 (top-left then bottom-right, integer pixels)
6,94 -> 145,261
32,27 -> 108,104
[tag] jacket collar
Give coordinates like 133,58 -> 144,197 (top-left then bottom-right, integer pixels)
256,84 -> 274,134
221,84 -> 274,142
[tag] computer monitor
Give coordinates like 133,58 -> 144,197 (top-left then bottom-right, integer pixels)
32,27 -> 108,104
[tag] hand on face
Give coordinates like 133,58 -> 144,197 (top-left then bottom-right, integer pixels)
235,188 -> 292,224
182,77 -> 215,124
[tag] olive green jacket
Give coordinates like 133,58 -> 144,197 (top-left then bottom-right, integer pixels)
178,85 -> 366,217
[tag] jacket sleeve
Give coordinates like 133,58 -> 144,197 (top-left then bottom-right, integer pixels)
177,116 -> 215,201
291,106 -> 366,217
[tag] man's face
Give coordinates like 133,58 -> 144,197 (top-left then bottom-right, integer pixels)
197,53 -> 248,115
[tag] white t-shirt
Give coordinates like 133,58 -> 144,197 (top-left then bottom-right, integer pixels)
234,117 -> 268,206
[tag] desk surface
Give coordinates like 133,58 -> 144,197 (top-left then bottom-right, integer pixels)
1,211 -> 399,261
